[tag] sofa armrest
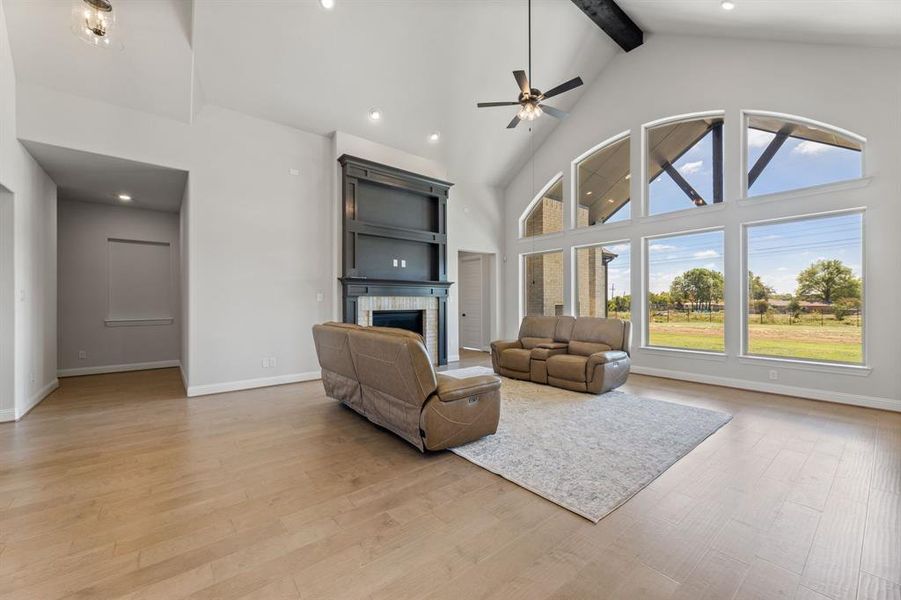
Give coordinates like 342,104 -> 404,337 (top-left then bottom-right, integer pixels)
490,339 -> 522,372
587,350 -> 629,368
536,342 -> 568,350
531,344 -> 568,360
435,374 -> 501,403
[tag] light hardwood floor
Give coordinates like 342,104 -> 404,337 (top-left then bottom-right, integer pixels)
0,351 -> 898,600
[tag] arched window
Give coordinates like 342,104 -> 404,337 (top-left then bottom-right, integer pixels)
574,133 -> 630,227
646,114 -> 724,216
521,174 -> 563,238
745,112 -> 864,197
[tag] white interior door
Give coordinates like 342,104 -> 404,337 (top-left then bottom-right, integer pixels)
459,257 -> 483,349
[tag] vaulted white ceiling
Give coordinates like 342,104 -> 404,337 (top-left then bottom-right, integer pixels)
5,0 -> 900,188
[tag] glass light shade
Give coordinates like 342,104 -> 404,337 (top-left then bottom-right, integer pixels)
71,0 -> 119,48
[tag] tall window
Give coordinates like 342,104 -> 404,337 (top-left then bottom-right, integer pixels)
647,116 -> 724,216
647,230 -> 725,352
745,212 -> 863,364
576,136 -> 630,227
575,242 -> 630,318
523,250 -> 564,317
522,176 -> 564,237
746,114 -> 863,197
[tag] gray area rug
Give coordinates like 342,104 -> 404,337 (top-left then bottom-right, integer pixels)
443,366 -> 732,523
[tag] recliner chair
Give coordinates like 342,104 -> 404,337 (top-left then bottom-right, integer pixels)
313,322 -> 501,451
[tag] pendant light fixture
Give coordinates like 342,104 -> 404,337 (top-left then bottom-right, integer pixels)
71,0 -> 119,48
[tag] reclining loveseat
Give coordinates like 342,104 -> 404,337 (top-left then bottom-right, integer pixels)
490,316 -> 631,394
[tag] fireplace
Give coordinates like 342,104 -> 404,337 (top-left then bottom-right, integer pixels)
372,310 -> 424,336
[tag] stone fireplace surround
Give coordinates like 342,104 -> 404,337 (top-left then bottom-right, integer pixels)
356,296 -> 439,363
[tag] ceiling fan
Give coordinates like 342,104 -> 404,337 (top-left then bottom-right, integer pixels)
476,0 -> 584,129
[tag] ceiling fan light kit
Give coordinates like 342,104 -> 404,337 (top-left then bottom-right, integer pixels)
70,0 -> 120,48
476,0 -> 584,129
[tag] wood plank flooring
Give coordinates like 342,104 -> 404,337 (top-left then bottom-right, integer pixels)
0,351 -> 898,599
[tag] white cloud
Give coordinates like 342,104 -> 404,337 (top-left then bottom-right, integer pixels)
679,160 -> 704,175
606,243 -> 630,253
693,249 -> 720,259
792,140 -> 833,156
777,266 -> 789,271
649,243 -> 677,252
747,128 -> 775,148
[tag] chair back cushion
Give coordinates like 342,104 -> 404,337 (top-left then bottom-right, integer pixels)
517,315 -> 575,348
569,317 -> 627,355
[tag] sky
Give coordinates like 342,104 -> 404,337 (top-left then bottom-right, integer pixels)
647,230 -> 724,294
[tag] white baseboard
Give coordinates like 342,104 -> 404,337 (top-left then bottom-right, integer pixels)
186,370 -> 321,397
447,354 -> 461,363
58,360 -> 181,378
631,365 -> 901,413
0,407 -> 15,422
11,378 -> 59,421
179,363 -> 189,390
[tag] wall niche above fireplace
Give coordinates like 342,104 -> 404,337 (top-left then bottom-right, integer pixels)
338,155 -> 453,364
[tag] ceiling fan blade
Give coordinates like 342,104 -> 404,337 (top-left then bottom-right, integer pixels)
477,101 -> 520,108
540,76 -> 584,101
507,114 -> 521,129
513,70 -> 530,96
539,104 -> 568,119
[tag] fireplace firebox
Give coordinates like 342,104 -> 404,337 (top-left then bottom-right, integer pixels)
372,310 -> 424,336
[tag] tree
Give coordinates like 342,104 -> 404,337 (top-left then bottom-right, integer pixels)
669,268 -> 724,311
796,259 -> 861,304
748,271 -> 774,301
834,298 -> 860,322
787,296 -> 802,324
754,298 -> 770,323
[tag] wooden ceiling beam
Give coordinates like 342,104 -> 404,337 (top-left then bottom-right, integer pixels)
570,0 -> 644,52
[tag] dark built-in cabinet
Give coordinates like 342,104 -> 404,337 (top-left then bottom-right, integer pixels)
338,154 -> 453,364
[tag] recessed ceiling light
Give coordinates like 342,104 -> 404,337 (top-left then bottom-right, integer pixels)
117,193 -> 132,201
428,131 -> 441,143
585,191 -> 592,196
721,1 -> 736,10
625,173 -> 631,180
368,108 -> 382,122
607,198 -> 615,203
319,0 -> 335,9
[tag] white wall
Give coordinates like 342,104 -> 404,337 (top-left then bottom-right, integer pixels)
13,81 -> 505,398
502,34 -> 901,410
57,200 -> 181,375
0,3 -> 57,421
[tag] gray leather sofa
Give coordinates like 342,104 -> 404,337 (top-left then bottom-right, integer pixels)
490,316 -> 631,394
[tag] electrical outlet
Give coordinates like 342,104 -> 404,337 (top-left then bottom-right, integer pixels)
262,358 -> 269,368
392,259 -> 398,267
289,168 -> 300,176
769,370 -> 778,381
400,259 -> 406,268
78,350 -> 87,360
316,291 -> 324,302
270,357 -> 277,368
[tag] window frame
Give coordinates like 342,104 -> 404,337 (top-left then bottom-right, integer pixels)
641,226 -> 727,356
570,238 -> 631,320
519,172 -> 565,239
640,110 -> 726,221
739,110 -> 867,202
739,208 -> 868,368
519,247 -> 565,320
570,130 -> 631,230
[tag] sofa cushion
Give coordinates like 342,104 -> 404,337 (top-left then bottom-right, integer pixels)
546,354 -> 588,382
517,316 -> 558,340
554,316 -> 575,342
570,317 -> 626,351
499,348 -> 531,372
568,340 -> 613,356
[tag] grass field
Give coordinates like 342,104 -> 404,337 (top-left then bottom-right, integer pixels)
626,309 -> 863,363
